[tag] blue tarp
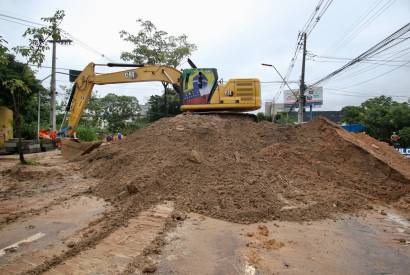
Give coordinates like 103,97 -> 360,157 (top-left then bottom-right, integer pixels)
341,124 -> 366,133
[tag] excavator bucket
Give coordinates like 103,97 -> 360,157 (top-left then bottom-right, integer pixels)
61,139 -> 102,160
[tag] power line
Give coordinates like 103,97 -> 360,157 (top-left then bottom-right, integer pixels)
307,52 -> 410,63
326,87 -> 408,98
306,0 -> 334,36
61,30 -> 115,62
325,0 -> 396,54
0,12 -> 46,27
341,60 -> 410,89
273,0 -> 334,101
314,45 -> 410,83
28,63 -> 72,71
0,11 -> 115,62
0,17 -> 37,28
311,23 -> 410,86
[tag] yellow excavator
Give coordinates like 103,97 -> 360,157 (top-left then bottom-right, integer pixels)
60,60 -> 261,158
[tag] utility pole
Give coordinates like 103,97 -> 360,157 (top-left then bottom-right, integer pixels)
48,23 -> 71,131
298,32 -> 307,124
49,35 -> 57,131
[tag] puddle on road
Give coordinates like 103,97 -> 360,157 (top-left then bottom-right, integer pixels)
0,195 -> 108,274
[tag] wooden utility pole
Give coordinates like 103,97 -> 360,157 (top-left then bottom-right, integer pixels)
49,33 -> 57,130
298,32 -> 307,124
48,23 -> 71,131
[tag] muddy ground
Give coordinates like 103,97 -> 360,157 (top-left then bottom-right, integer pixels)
0,116 -> 409,274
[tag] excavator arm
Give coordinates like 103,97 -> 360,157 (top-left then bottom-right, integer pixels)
64,62 -> 182,136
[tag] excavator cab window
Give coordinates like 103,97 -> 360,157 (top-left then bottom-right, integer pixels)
181,68 -> 218,105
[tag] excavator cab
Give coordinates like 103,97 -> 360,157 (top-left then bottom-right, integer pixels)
180,68 -> 218,105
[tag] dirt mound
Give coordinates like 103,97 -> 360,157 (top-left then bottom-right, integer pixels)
81,114 -> 410,223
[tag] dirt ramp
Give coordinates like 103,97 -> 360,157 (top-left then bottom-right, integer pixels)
80,114 -> 410,223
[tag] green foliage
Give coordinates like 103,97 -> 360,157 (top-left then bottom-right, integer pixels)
256,112 -> 272,122
341,96 -> 410,142
76,126 -> 98,141
0,55 -> 49,138
398,127 -> 410,148
100,93 -> 141,133
122,118 -> 150,135
76,93 -> 143,134
2,79 -> 31,96
341,106 -> 362,124
120,19 -> 197,68
24,159 -> 40,166
12,10 -> 65,66
0,36 -> 8,65
274,112 -> 296,124
147,90 -> 181,122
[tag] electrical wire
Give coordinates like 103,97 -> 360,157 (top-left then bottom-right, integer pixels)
274,0 -> 334,102
0,12 -> 115,62
340,60 -> 410,89
324,0 -> 396,54
310,22 -> 410,86
306,0 -> 334,36
325,87 -> 408,98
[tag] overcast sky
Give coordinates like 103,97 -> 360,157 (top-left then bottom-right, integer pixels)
1,0 -> 409,111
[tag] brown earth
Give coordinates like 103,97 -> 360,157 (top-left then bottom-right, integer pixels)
81,114 -> 410,224
1,116 -> 410,274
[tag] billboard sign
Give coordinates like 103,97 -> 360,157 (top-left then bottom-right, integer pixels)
397,148 -> 410,158
284,86 -> 323,107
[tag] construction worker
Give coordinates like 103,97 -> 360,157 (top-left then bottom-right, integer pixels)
390,132 -> 401,148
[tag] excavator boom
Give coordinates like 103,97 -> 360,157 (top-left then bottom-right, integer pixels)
65,63 -> 182,136
62,61 -> 261,138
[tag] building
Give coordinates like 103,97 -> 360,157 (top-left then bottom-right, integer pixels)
288,111 -> 343,123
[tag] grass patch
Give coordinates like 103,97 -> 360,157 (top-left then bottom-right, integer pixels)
24,159 -> 40,165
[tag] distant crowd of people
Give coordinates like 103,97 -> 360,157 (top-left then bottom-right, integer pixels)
106,132 -> 124,142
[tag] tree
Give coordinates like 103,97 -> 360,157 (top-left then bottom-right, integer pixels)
256,112 -> 272,122
147,89 -> 181,122
398,127 -> 410,148
274,112 -> 296,124
341,106 -> 362,124
79,93 -> 142,133
120,19 -> 196,119
341,96 -> 410,143
0,36 -> 8,65
1,10 -> 64,163
2,79 -> 32,163
13,10 -> 66,131
13,10 -> 65,66
0,55 -> 48,139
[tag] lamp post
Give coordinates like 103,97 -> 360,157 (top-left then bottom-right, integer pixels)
261,63 -> 299,122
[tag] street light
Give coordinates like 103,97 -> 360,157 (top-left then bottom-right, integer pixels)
261,63 -> 299,122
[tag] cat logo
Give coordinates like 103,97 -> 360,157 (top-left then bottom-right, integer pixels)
224,90 -> 234,96
124,71 -> 137,79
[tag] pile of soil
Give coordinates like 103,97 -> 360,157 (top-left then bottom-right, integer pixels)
81,114 -> 410,223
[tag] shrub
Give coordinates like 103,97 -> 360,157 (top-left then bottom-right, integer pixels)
76,126 -> 97,141
399,127 -> 410,148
